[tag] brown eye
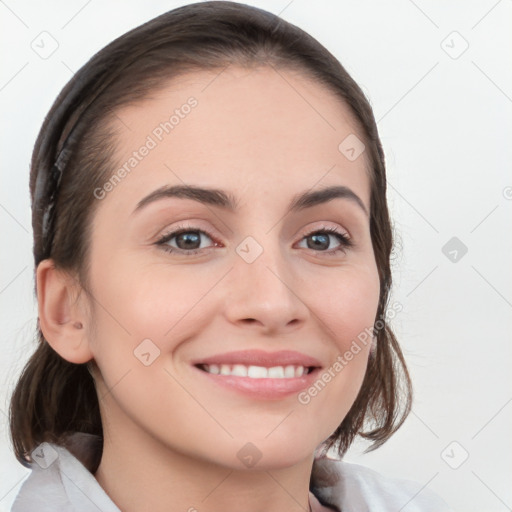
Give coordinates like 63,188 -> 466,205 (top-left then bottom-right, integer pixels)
297,227 -> 353,255
156,226 -> 218,255
172,231 -> 202,250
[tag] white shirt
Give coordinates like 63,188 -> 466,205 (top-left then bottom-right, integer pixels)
10,437 -> 453,511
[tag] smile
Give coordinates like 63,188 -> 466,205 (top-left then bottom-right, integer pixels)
197,363 -> 315,379
191,349 -> 323,399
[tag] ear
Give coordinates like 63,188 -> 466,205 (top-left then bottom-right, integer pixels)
36,259 -> 94,364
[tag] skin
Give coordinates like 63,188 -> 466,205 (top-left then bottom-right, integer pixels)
37,65 -> 380,512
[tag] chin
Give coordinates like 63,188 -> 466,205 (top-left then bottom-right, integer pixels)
226,436 -> 317,471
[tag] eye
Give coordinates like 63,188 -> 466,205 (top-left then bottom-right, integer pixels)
155,224 -> 353,257
155,224 -> 219,255
296,226 -> 353,255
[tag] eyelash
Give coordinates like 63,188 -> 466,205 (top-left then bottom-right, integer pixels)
155,223 -> 354,257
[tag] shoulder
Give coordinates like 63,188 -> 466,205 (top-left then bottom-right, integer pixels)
10,441 -> 119,512
311,456 -> 453,512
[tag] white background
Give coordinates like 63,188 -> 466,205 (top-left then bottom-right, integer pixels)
1,1 -> 511,511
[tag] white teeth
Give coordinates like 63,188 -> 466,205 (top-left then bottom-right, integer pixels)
202,364 -> 309,379
247,365 -> 268,378
284,365 -> 296,378
268,366 -> 284,378
208,364 -> 220,374
231,364 -> 248,377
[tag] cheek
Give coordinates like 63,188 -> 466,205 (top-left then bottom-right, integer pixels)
84,260 -> 224,447
88,254 -> 224,355
295,264 -> 379,433
309,263 -> 381,351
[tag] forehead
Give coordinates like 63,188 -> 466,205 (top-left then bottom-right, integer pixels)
106,65 -> 370,210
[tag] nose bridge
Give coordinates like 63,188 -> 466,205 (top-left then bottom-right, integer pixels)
223,231 -> 309,332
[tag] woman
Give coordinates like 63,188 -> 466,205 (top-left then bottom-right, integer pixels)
9,2 -> 452,510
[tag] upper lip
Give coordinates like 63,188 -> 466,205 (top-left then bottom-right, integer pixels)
192,350 -> 322,368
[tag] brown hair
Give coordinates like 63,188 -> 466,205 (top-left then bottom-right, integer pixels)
10,0 -> 412,470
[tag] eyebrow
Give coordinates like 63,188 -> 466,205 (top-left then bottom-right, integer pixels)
133,184 -> 368,217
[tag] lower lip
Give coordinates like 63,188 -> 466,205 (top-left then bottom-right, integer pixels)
192,365 -> 321,400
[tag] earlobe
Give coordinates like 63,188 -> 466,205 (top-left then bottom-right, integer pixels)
36,259 -> 93,364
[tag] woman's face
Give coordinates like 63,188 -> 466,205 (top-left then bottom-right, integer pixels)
85,65 -> 380,468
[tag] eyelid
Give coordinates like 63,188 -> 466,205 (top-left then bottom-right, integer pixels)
299,222 -> 350,239
296,224 -> 353,253
295,219 -> 352,241
155,223 -> 221,252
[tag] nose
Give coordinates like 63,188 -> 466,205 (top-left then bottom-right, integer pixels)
222,241 -> 310,335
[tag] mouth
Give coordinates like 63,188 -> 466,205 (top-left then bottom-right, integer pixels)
191,350 -> 323,400
195,363 -> 316,378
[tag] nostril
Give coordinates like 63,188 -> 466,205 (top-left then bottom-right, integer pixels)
242,318 -> 258,325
